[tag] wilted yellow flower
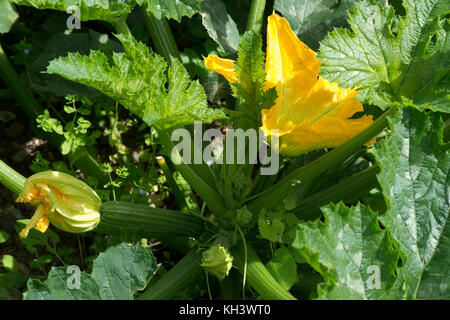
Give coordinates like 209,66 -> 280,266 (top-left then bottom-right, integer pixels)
16,171 -> 101,238
200,244 -> 233,281
204,14 -> 374,156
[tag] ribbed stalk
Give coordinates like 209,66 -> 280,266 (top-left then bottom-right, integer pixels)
444,118 -> 450,142
156,156 -> 188,210
99,201 -> 209,252
247,108 -> 396,213
158,129 -> 227,217
245,170 -> 278,199
219,269 -> 241,300
188,137 -> 220,190
140,6 -> 181,62
112,16 -> 131,35
231,240 -> 296,300
137,249 -> 203,299
292,165 -> 380,220
246,0 -> 267,34
71,148 -> 109,185
0,160 -> 26,195
0,44 -> 44,119
100,201 -> 206,236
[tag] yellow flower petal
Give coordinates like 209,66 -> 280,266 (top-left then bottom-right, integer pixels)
261,14 -> 374,156
204,13 -> 374,157
265,13 -> 319,96
36,215 -> 50,233
204,55 -> 238,83
268,115 -> 374,156
18,204 -> 49,238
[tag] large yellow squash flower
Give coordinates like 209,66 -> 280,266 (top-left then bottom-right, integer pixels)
204,14 -> 374,156
16,171 -> 101,238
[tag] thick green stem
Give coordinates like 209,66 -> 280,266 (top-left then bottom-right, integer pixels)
444,118 -> 450,143
71,148 -> 109,185
292,165 -> 380,220
137,249 -> 203,299
245,170 -> 278,200
140,6 -> 181,62
246,0 -> 267,34
158,129 -> 227,217
0,160 -> 26,195
219,269 -> 241,299
156,156 -> 188,210
0,44 -> 44,119
247,108 -> 396,213
231,240 -> 296,300
112,15 -> 131,35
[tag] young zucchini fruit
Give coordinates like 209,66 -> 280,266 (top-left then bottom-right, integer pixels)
98,201 -> 211,253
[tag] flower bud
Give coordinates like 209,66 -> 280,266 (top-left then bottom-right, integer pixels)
16,171 -> 101,238
200,244 -> 233,281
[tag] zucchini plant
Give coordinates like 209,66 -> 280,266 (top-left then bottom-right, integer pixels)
0,0 -> 448,300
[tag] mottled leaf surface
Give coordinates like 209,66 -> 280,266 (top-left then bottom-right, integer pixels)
291,203 -> 401,299
374,108 -> 450,299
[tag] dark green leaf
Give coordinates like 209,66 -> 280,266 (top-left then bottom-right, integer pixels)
202,72 -> 231,104
318,0 -> 450,112
258,209 -> 285,242
30,31 -> 122,97
274,0 -> 358,51
24,267 -> 101,299
291,203 -> 401,299
266,247 -> 298,290
200,0 -> 240,54
91,243 -> 157,299
23,243 -> 157,300
374,107 -> 450,299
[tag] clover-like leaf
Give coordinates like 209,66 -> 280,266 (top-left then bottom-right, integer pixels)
266,247 -> 298,291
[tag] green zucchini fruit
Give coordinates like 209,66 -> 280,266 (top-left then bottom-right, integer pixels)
98,201 -> 209,252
